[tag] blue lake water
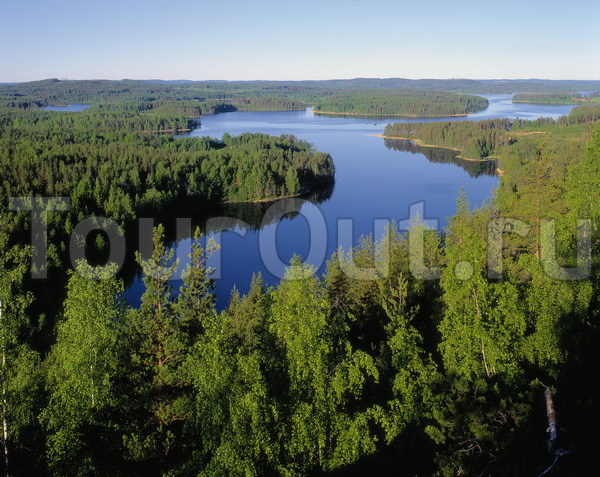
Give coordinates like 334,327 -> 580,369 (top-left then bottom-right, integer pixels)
42,103 -> 91,111
123,95 -> 577,309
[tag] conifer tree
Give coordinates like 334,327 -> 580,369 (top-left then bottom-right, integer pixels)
121,225 -> 185,466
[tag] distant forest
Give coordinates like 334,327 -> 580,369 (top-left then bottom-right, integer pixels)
2,78 -> 599,112
313,91 -> 488,117
512,92 -> 590,105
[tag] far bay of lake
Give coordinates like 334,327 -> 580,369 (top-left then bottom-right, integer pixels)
123,94 -> 577,309
41,103 -> 91,111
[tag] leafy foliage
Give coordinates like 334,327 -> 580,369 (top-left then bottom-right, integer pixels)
0,82 -> 598,476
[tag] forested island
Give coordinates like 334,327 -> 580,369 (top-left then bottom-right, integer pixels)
512,92 -> 590,105
0,80 -> 599,476
313,90 -> 488,117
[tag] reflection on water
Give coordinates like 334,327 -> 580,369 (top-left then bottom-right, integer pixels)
121,181 -> 335,308
141,180 -> 335,239
383,138 -> 498,178
212,181 -> 335,233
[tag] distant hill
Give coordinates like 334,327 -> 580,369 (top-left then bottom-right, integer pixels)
1,78 -> 598,111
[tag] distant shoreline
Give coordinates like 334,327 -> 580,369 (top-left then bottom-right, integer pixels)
511,100 -> 584,105
223,191 -> 306,204
208,108 -> 306,113
143,128 -> 192,133
314,110 -> 471,118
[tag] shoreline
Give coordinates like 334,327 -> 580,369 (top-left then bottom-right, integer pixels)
209,108 -> 306,113
511,100 -> 583,105
223,192 -> 305,204
314,110 -> 471,118
200,107 -> 306,117
223,178 -> 334,204
369,134 -> 496,163
143,128 -> 192,133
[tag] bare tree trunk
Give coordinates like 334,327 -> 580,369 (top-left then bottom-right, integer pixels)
481,341 -> 491,378
544,386 -> 558,453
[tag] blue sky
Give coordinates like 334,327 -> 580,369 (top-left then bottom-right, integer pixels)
1,0 -> 598,82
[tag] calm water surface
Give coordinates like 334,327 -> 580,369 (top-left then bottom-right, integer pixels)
124,95 -> 577,309
42,103 -> 91,111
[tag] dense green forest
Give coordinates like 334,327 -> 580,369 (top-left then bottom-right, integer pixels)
512,93 -> 589,105
0,82 -> 599,476
88,98 -> 306,118
1,123 -> 598,475
0,109 -> 334,223
2,78 -> 599,112
0,79 -> 490,118
313,91 -> 488,117
383,103 -> 600,159
0,79 -> 308,112
384,118 -> 512,159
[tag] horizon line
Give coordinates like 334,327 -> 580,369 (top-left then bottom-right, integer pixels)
2,76 -> 600,84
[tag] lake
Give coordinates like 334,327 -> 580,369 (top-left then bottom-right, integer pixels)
41,103 -> 91,111
123,95 -> 577,309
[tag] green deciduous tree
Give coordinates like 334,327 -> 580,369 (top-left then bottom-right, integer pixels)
270,258 -> 379,474
0,229 -> 40,476
42,262 -> 125,475
184,274 -> 280,476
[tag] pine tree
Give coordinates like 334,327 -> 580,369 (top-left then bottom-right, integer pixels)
121,225 -> 220,470
174,228 -> 219,333
377,272 -> 437,442
121,225 -> 184,466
